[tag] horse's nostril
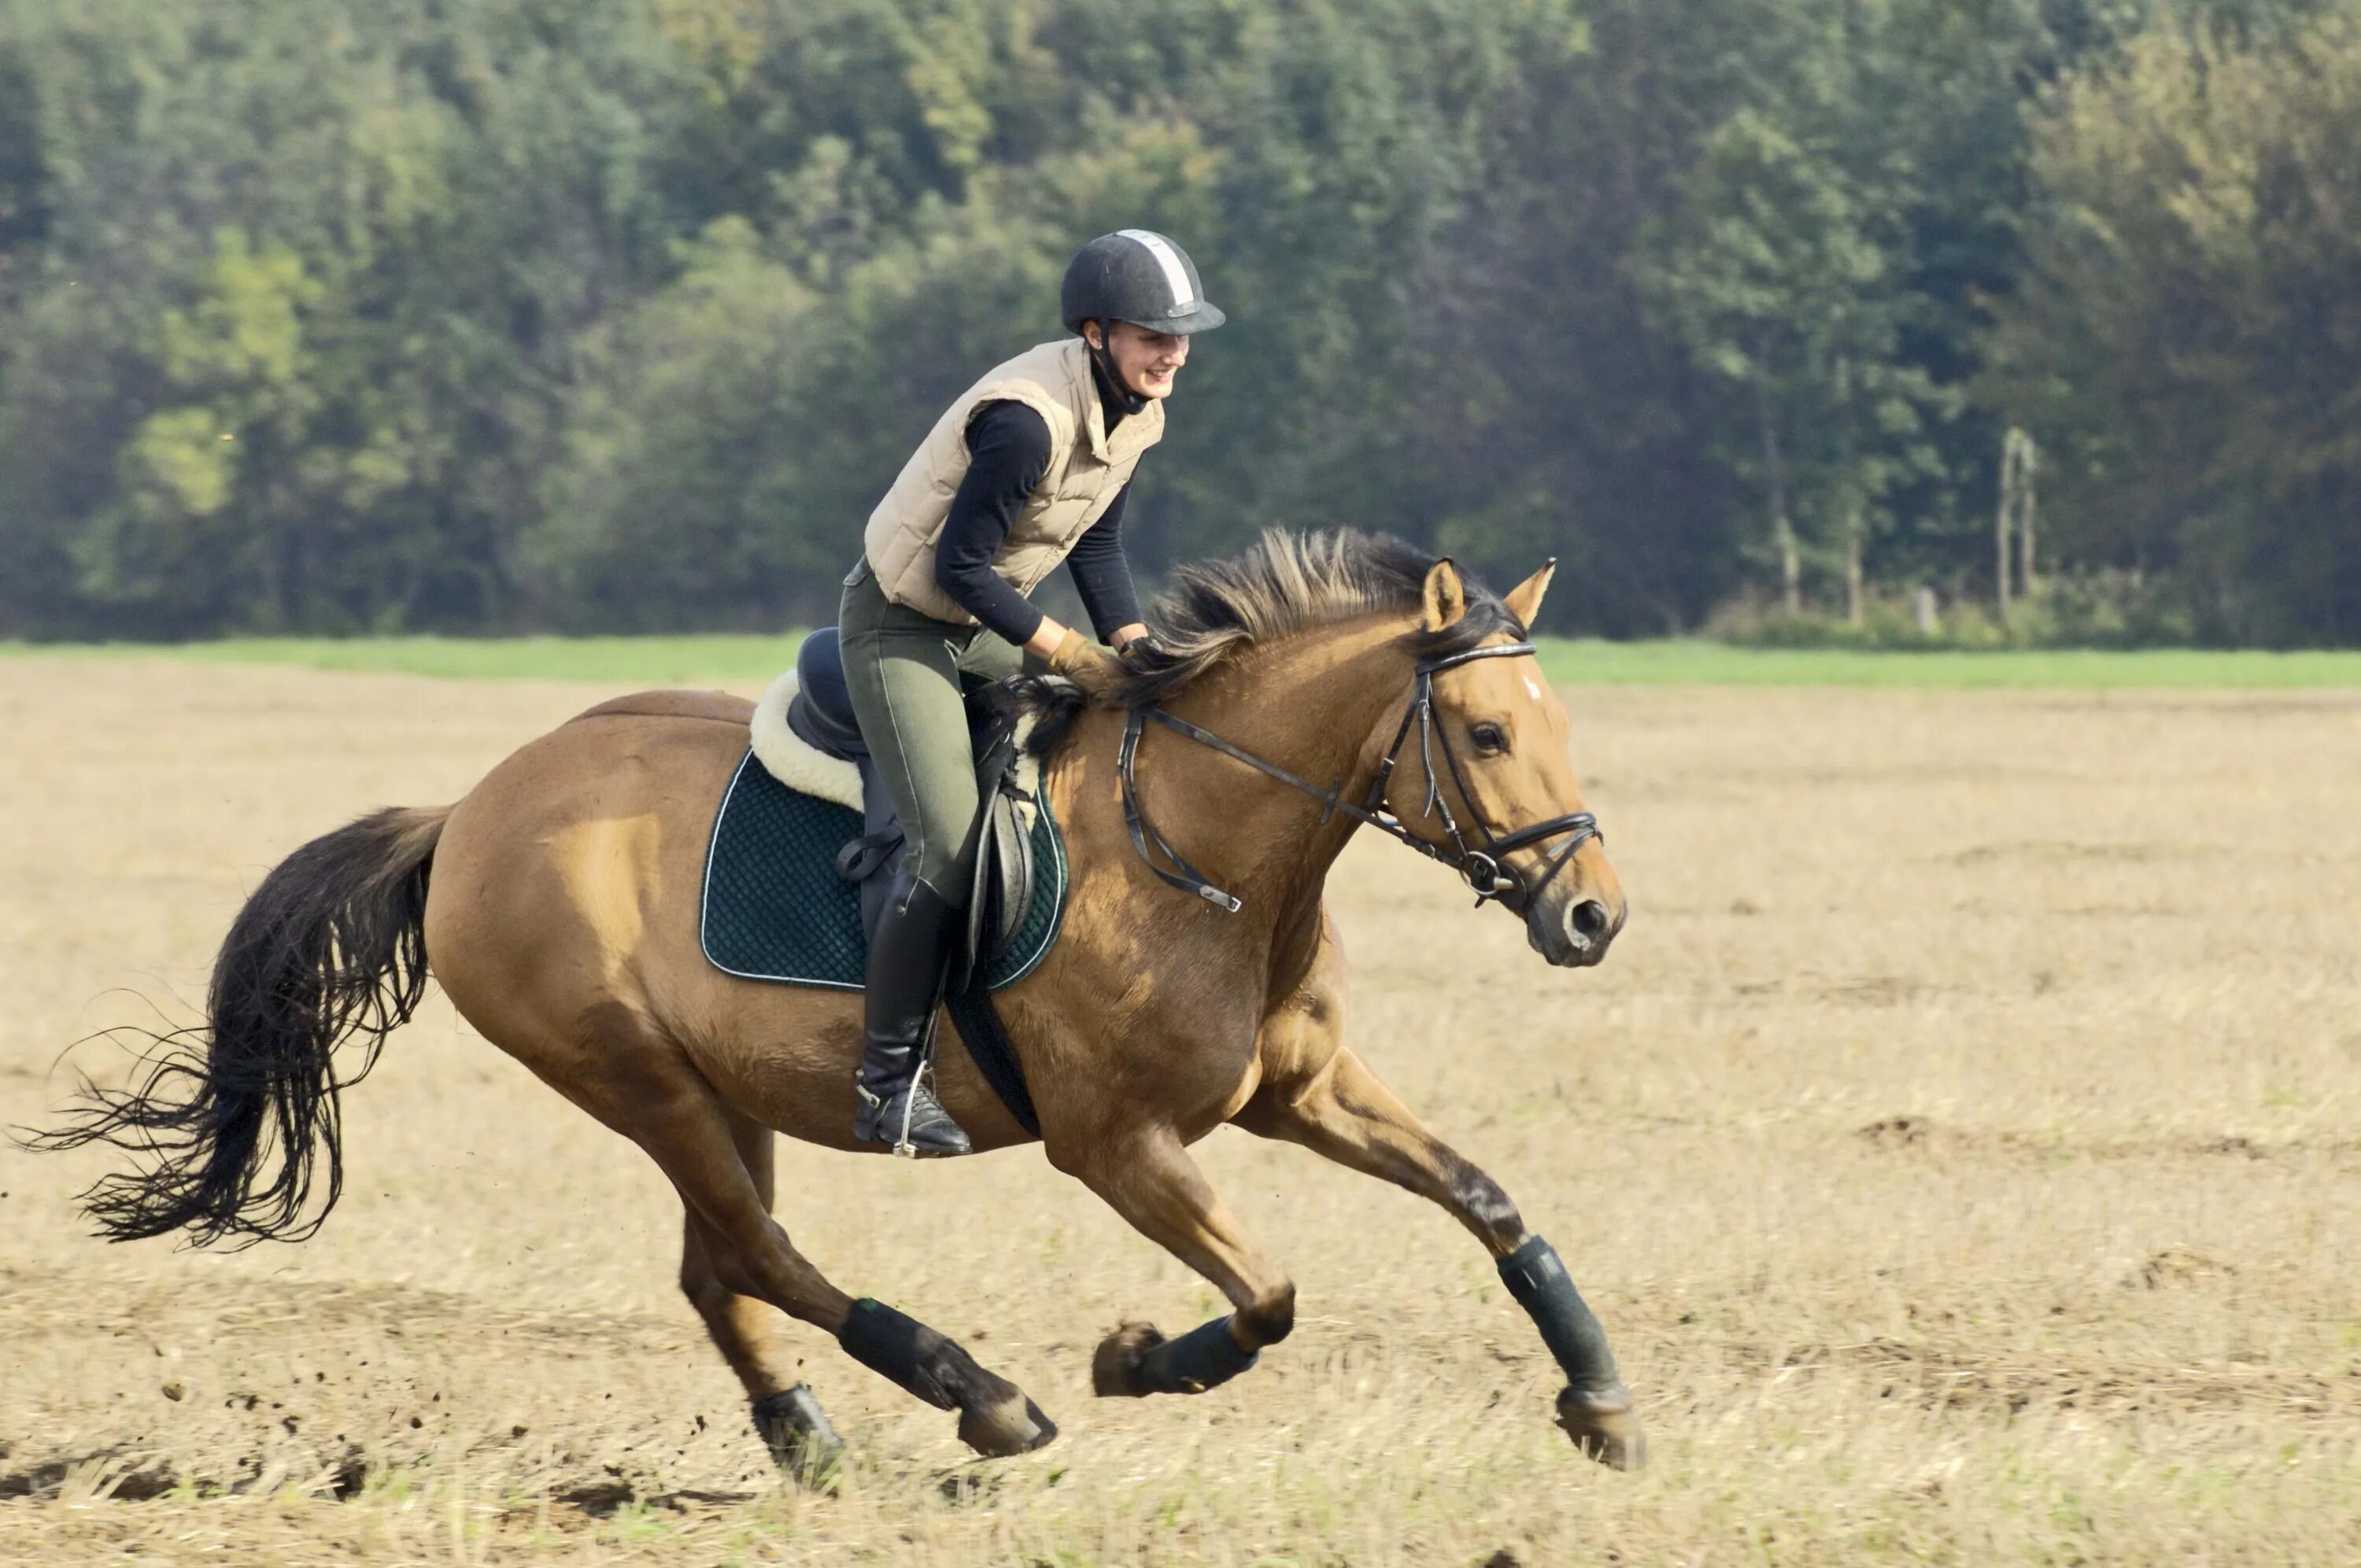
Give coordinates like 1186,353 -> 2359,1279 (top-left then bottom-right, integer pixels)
1568,900 -> 1613,943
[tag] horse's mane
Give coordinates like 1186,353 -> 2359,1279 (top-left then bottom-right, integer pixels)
1008,528 -> 1525,756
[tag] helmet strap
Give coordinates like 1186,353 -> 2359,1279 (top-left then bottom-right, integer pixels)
1084,323 -> 1151,419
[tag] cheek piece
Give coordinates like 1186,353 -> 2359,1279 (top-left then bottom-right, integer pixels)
1117,640 -> 1603,917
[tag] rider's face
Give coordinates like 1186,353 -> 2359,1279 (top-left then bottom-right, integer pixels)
1090,320 -> 1189,401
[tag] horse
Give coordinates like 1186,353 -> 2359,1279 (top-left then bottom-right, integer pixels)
38,529 -> 1642,1473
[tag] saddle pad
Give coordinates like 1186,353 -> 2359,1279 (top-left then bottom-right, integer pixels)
700,751 -> 1067,991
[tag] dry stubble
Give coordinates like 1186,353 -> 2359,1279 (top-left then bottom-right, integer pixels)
2,660 -> 2356,1565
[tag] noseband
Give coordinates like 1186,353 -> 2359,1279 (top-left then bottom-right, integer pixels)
1116,641 -> 1602,915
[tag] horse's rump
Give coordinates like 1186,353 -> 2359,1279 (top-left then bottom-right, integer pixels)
571,688 -> 756,728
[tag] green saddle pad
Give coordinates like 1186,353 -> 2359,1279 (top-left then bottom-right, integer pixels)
699,751 -> 1067,990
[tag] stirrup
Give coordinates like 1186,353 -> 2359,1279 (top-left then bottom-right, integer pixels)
853,1075 -> 970,1158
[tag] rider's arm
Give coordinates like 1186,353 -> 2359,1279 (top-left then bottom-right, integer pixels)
1063,485 -> 1150,647
934,401 -> 1058,649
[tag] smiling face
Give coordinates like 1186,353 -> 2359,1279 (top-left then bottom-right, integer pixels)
1386,560 -> 1628,968
1086,319 -> 1190,400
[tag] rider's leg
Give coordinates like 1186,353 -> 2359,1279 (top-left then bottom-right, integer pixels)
837,566 -> 988,1155
954,626 -> 1026,684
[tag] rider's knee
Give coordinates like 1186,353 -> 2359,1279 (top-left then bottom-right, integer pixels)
907,850 -> 968,907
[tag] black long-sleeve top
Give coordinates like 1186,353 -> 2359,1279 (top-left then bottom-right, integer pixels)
931,399 -> 1145,647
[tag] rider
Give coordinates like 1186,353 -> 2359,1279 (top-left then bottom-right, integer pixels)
840,230 -> 1226,1156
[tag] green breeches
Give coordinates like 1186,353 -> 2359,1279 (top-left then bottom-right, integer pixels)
837,563 -> 1026,905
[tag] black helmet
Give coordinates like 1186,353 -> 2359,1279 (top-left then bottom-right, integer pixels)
1059,230 -> 1227,338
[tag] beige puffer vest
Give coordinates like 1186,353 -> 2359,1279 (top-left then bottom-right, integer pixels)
864,338 -> 1164,627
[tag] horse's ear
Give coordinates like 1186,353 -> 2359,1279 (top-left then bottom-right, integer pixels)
1421,559 -> 1468,631
1503,558 -> 1557,628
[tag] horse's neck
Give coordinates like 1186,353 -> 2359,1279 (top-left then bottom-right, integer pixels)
1122,619 -> 1412,925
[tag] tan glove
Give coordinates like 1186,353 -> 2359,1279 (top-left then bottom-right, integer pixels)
1047,626 -> 1128,698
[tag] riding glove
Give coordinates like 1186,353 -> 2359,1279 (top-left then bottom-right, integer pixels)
1047,626 -> 1129,697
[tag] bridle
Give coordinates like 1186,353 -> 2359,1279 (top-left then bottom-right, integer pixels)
1117,640 -> 1602,915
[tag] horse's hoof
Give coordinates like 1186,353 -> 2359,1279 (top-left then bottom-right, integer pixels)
752,1385 -> 845,1488
956,1392 -> 1059,1458
1555,1383 -> 1646,1470
1091,1321 -> 1167,1398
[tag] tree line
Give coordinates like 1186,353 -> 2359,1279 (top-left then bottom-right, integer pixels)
2,0 -> 2355,645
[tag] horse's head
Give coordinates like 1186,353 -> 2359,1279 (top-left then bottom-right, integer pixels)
1381,558 -> 1626,968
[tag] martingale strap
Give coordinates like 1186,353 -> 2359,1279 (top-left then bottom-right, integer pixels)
1115,640 -> 1602,914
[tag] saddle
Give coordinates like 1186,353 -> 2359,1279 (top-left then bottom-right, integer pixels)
785,628 -> 1039,990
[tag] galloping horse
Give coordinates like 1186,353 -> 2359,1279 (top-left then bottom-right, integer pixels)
42,530 -> 1642,1471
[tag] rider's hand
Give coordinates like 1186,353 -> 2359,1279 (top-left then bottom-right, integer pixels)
1047,626 -> 1129,698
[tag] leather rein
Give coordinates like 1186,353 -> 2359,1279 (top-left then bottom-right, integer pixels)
1116,640 -> 1602,915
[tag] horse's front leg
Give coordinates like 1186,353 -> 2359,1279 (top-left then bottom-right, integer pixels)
1052,1125 -> 1298,1400
1236,1039 -> 1646,1470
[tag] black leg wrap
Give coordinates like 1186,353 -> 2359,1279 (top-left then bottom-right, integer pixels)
837,1298 -> 970,1411
1136,1315 -> 1261,1395
1498,1235 -> 1622,1393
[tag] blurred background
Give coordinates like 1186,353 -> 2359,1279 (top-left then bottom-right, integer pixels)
2,0 -> 2357,651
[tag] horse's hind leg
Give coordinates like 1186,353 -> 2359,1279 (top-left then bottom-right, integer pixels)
678,1107 -> 844,1480
609,1020 -> 1057,1459
1235,1041 -> 1644,1470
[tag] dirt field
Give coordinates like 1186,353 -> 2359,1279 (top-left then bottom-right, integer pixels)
3,659 -> 2357,1566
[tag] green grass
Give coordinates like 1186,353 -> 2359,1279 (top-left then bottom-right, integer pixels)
0,634 -> 808,684
6,633 -> 2361,688
1535,639 -> 2361,688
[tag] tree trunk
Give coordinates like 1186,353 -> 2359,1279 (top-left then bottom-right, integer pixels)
1995,430 -> 2016,625
2016,432 -> 2038,595
1756,381 -> 1800,613
1844,520 -> 1864,625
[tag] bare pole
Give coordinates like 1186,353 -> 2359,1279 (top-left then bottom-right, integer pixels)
1845,504 -> 1864,625
1996,428 -> 2017,625
1757,378 -> 1800,614
2016,433 -> 2038,597
1996,426 -> 2037,624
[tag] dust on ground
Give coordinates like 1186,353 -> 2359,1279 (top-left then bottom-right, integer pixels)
2,661 -> 2357,1565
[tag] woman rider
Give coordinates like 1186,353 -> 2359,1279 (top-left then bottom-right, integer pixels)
840,230 -> 1226,1157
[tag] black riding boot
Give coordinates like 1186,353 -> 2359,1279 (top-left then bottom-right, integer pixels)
852,873 -> 972,1157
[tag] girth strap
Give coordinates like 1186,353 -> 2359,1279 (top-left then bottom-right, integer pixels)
946,980 -> 1040,1138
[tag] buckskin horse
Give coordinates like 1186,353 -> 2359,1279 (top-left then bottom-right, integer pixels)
39,530 -> 1643,1472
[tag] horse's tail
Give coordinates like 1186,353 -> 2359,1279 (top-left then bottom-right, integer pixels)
32,805 -> 449,1248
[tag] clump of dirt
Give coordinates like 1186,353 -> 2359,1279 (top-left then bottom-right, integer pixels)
2137,1246 -> 2237,1289
1857,1116 -> 1936,1147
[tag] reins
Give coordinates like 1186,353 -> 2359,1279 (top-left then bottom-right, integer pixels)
1117,640 -> 1601,915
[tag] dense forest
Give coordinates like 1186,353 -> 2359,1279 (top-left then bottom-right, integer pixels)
1,0 -> 2356,644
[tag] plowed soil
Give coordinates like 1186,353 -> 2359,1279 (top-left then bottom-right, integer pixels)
3,660 -> 2356,1564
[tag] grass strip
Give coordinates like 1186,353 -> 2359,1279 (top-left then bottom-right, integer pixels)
6,635 -> 2361,688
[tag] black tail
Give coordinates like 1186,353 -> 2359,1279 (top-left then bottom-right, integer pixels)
29,806 -> 449,1247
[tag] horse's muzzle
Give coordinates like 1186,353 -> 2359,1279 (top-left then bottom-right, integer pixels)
1530,893 -> 1622,968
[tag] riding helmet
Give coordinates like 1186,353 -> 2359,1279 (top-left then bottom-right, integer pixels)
1059,231 -> 1228,337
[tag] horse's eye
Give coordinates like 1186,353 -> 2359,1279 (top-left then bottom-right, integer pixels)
1470,722 -> 1507,754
